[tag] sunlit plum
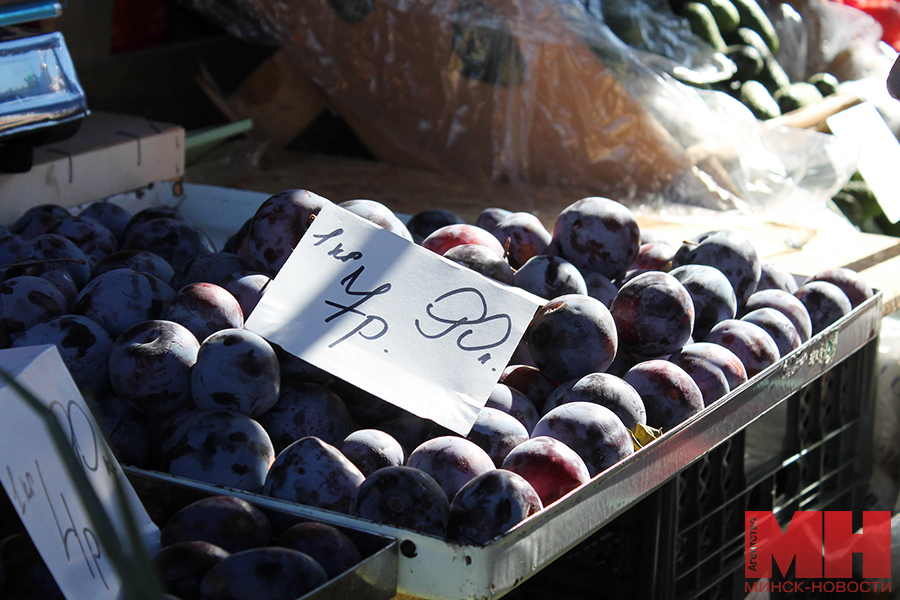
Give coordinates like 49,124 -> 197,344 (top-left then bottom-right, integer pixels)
671,229 -> 761,305
0,275 -> 68,347
757,263 -> 799,294
475,207 -> 513,232
465,406 -> 529,467
484,382 -> 540,433
491,212 -> 552,269
443,243 -> 515,285
122,217 -> 217,270
669,264 -> 737,340
501,436 -> 590,506
703,319 -> 780,377
668,342 -> 748,406
541,372 -> 646,430
160,495 -> 272,553
370,409 -> 453,457
152,541 -> 230,600
350,465 -> 450,536
222,272 -> 271,318
165,282 -> 244,343
741,307 -> 801,357
794,281 -> 853,336
73,268 -> 175,339
499,364 -> 558,411
340,428 -> 406,476
421,224 -> 505,257
258,381 -> 353,453
406,208 -> 466,243
277,522 -> 363,579
90,249 -> 175,284
630,241 -> 676,272
447,469 -> 542,545
623,360 -> 704,430
513,255 -> 588,299
803,267 -> 872,308
407,436 -> 495,501
610,271 -> 694,357
247,189 -> 332,274
173,251 -> 257,289
741,288 -> 813,343
200,548 -> 328,600
339,198 -> 414,242
78,200 -> 132,243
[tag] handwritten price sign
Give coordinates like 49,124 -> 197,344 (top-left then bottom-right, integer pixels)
245,204 -> 543,434
0,344 -> 159,600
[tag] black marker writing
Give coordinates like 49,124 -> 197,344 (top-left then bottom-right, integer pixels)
324,266 -> 390,347
415,288 -> 512,352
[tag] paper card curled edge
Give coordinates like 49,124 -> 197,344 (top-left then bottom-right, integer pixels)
0,344 -> 160,600
245,203 -> 545,435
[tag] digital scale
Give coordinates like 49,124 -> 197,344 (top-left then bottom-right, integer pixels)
0,1 -> 88,172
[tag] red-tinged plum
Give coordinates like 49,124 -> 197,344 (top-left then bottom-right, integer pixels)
13,314 -> 113,392
0,534 -> 64,600
466,406 -> 529,467
531,402 -> 634,476
83,390 -> 149,467
78,200 -> 132,243
611,271 -> 694,357
173,251 -> 257,289
491,212 -> 552,269
526,294 -> 618,383
9,204 -> 70,239
501,436 -> 590,506
122,217 -> 217,270
191,328 -> 280,417
407,208 -> 466,243
258,381 -> 352,453
162,410 -> 275,492
485,382 -> 540,433
90,249 -> 175,284
741,307 -> 801,357
500,364 -> 558,411
200,547 -> 328,600
703,319 -> 780,377
0,275 -> 68,347
442,243 -> 515,285
407,436 -> 495,501
247,189 -> 332,274
222,216 -> 253,263
448,469 -> 542,545
222,272 -> 271,317
73,268 -> 175,339
741,288 -> 813,343
475,207 -> 513,232
583,270 -> 618,308
623,361 -> 704,430
668,342 -> 748,406
350,465 -> 450,536
160,495 -> 272,552
27,233 -> 91,289
630,241 -> 676,272
421,223 -> 505,257
757,262 -> 799,294
122,206 -> 189,241
548,196 -> 641,280
166,282 -> 244,342
669,264 -> 737,340
794,281 -> 852,336
49,215 -> 118,265
152,540 -> 230,600
340,428 -> 406,476
513,254 -> 588,299
671,229 -> 761,305
2,262 -> 78,305
108,319 -> 198,416
262,436 -> 364,513
803,267 -> 872,308
277,522 -> 362,579
339,199 -> 414,242
541,372 -> 646,430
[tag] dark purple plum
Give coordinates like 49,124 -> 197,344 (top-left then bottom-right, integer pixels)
526,294 -> 618,383
704,319 -> 780,377
108,319 -> 199,416
172,251 -> 257,290
583,270 -> 618,307
513,254 -> 588,299
442,243 -> 515,285
741,288 -> 813,343
491,212 -> 552,269
162,409 -> 275,492
540,372 -> 646,430
499,364 -> 558,411
0,234 -> 29,267
122,206 -> 189,241
13,314 -> 113,392
757,262 -> 799,294
671,229 -> 761,305
350,465 -> 450,536
90,249 -> 175,284
803,267 -> 872,308
610,271 -> 694,357
78,200 -> 132,243
531,402 -> 634,476
0,275 -> 68,347
668,342 -> 748,406
160,495 -> 272,552
222,216 -> 253,263
422,223 -> 505,257
549,196 -> 641,280
152,540 -> 230,600
339,198 -> 413,242
475,207 -> 513,232
630,241 -> 676,272
501,436 -> 590,506
465,406 -> 529,467
741,307 -> 801,357
49,215 -> 118,265
274,342 -> 335,387
2,262 -> 78,305
258,382 -> 352,453
165,282 -> 244,343
448,469 -> 542,545
277,522 -> 362,579
72,268 -> 175,339
371,410 -> 453,457
222,272 -> 271,317
9,203 -> 70,239
122,217 -> 217,270
262,436 -> 364,513
340,428 -> 406,476
604,349 -> 639,378
668,264 -> 737,339
247,189 -> 332,274
407,436 -> 495,501
0,534 -> 64,600
407,208 -> 466,243
484,382 -> 541,433
794,280 -> 853,336
623,360 -> 704,430
200,547 -> 328,600
83,390 -> 150,467
191,328 -> 281,417
26,233 -> 91,289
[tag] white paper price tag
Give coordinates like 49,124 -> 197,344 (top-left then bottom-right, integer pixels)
245,204 -> 543,434
0,344 -> 160,600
